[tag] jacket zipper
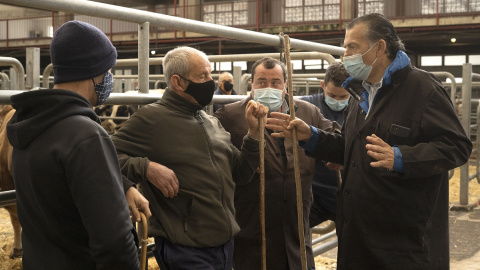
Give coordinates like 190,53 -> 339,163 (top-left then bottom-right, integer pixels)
194,111 -> 232,236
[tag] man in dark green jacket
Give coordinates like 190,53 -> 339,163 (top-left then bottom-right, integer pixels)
111,46 -> 268,270
266,13 -> 472,270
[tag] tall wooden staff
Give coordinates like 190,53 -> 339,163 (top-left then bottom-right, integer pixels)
283,33 -> 308,270
139,212 -> 148,270
259,116 -> 266,270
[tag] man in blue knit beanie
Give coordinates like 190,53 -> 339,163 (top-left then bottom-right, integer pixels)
6,20 -> 151,269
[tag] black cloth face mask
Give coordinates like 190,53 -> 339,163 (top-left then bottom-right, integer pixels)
223,81 -> 233,91
178,75 -> 216,107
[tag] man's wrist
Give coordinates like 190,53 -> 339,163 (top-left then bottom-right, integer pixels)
392,146 -> 404,173
247,129 -> 260,141
299,125 -> 319,152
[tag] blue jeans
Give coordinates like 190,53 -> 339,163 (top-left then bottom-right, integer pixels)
153,236 -> 234,270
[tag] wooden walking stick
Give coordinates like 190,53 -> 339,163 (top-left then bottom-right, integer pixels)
336,170 -> 342,189
139,211 -> 148,270
282,33 -> 308,270
259,116 -> 267,270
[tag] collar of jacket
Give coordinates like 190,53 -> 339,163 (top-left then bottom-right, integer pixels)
161,87 -> 203,114
215,87 -> 237,95
341,51 -> 411,101
382,50 -> 410,85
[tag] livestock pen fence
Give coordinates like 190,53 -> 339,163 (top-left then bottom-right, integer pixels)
0,54 -> 329,94
1,60 -> 480,262
1,57 -> 476,202
453,63 -> 480,210
1,62 -> 479,264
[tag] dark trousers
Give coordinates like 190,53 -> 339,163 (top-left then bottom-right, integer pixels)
309,199 -> 336,228
153,236 -> 234,270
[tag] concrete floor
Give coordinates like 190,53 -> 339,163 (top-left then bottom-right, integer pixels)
450,207 -> 480,270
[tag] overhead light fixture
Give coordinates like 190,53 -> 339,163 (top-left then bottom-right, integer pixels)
451,38 -> 456,43
151,50 -> 156,55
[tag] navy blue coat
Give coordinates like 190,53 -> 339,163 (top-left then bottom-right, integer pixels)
300,93 -> 344,215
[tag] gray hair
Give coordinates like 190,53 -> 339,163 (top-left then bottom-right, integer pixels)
162,46 -> 208,88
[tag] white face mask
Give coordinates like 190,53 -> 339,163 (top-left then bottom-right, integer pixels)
324,95 -> 349,111
343,42 -> 378,81
253,87 -> 284,112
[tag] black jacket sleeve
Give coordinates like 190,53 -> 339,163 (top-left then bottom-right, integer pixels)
66,134 -> 139,270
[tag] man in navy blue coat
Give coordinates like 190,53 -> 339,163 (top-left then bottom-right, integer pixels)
300,62 -> 350,227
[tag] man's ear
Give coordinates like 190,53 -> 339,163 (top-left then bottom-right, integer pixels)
171,74 -> 185,92
320,80 -> 325,89
378,39 -> 387,55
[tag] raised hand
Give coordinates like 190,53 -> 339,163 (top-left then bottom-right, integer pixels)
265,112 -> 312,141
245,100 -> 269,140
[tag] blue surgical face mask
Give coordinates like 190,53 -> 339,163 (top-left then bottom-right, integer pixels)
93,72 -> 114,105
343,42 -> 378,81
254,87 -> 283,112
324,95 -> 349,111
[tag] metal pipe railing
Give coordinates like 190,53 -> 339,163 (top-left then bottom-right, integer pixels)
312,238 -> 338,257
0,91 -> 317,106
311,230 -> 336,246
0,72 -> 9,90
476,102 -> 480,185
112,74 -> 223,81
42,52 -> 337,89
455,63 -> 480,208
42,64 -> 53,89
0,190 -> 16,207
460,63 -> 472,206
138,22 -> 149,94
0,57 -> 25,90
0,0 -> 345,56
311,230 -> 338,257
117,52 -> 336,67
431,71 -> 457,104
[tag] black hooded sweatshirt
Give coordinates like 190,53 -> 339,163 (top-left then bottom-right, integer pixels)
7,89 -> 138,270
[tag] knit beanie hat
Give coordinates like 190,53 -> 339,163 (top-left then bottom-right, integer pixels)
50,20 -> 117,84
